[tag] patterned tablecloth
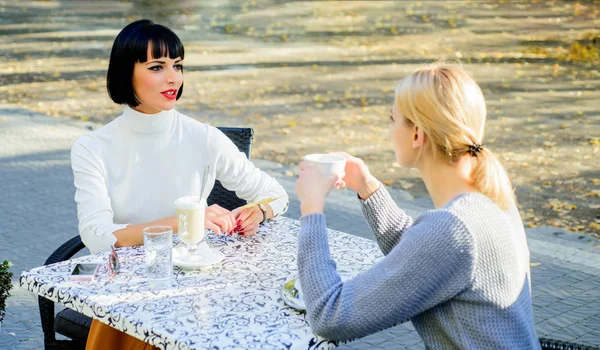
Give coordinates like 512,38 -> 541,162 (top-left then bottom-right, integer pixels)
20,216 -> 384,350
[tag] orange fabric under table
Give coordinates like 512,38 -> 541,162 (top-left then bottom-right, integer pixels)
86,319 -> 159,350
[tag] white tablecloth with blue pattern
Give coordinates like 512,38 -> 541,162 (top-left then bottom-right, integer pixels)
21,216 -> 383,350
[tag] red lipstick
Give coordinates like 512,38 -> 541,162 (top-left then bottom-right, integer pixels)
161,89 -> 177,100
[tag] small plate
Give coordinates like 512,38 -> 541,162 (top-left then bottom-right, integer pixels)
281,276 -> 349,311
172,242 -> 225,270
281,278 -> 306,311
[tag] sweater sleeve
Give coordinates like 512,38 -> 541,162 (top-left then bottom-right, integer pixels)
360,186 -> 413,255
209,128 -> 288,216
71,137 -> 128,254
297,210 -> 475,341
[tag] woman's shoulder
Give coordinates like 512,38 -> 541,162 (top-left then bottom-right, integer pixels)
429,192 -> 522,240
416,206 -> 470,235
413,194 -> 496,238
177,112 -> 240,143
72,119 -> 116,150
444,192 -> 510,219
175,110 -> 223,137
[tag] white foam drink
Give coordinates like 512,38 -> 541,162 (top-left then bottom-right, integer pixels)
174,196 -> 206,247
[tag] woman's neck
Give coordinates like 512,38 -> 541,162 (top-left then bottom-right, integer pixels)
120,106 -> 175,134
417,156 -> 478,208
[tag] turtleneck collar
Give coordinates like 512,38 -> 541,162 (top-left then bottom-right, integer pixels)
119,105 -> 175,134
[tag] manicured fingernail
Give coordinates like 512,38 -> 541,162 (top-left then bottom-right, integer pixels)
237,220 -> 242,225
239,231 -> 245,236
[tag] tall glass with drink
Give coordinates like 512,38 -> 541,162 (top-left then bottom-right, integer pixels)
174,196 -> 206,262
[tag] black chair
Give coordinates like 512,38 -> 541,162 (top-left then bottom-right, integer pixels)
38,238 -> 89,349
38,127 -> 254,349
539,338 -> 600,350
207,127 -> 253,211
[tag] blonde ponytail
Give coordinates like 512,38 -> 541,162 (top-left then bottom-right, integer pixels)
395,62 -> 516,211
470,148 -> 515,211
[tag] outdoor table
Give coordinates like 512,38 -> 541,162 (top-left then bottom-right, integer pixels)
20,217 -> 384,350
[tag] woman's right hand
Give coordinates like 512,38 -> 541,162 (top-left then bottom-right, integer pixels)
205,204 -> 236,235
332,152 -> 380,200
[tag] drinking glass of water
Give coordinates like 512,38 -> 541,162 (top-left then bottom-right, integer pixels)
143,225 -> 173,288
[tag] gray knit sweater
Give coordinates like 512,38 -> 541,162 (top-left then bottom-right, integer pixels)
298,187 -> 539,349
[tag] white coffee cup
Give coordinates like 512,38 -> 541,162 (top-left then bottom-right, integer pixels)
304,153 -> 346,176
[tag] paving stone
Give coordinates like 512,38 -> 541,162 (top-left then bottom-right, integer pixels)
534,306 -> 568,324
583,314 -> 600,324
551,301 -> 581,313
534,293 -> 562,307
570,281 -> 600,292
337,342 -> 373,350
569,306 -> 600,318
574,334 -> 600,347
545,316 -> 576,330
561,324 -> 594,339
535,321 -> 557,337
546,329 -> 579,343
567,271 -> 598,282
410,343 -> 427,350
559,296 -> 596,308
547,289 -> 577,299
559,311 -> 594,326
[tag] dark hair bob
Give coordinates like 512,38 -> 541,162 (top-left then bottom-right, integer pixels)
107,19 -> 185,107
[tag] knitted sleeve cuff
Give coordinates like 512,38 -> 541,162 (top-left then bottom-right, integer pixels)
360,185 -> 395,213
300,213 -> 327,234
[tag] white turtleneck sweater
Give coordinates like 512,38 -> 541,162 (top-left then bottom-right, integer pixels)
71,107 -> 289,254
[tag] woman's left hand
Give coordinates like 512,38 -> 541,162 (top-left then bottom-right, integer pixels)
296,161 -> 344,215
233,206 -> 262,236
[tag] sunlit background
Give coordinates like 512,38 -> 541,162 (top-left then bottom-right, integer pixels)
1,0 -> 599,237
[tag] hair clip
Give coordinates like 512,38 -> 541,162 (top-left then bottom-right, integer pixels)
468,143 -> 485,157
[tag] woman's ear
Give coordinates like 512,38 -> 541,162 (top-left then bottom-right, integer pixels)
412,125 -> 426,149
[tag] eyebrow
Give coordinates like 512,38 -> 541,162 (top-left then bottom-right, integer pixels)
145,58 -> 183,65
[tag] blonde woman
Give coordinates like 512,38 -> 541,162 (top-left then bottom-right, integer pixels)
295,63 -> 539,349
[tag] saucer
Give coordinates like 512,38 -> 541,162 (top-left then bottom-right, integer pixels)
172,242 -> 225,270
281,276 -> 349,311
281,278 -> 306,311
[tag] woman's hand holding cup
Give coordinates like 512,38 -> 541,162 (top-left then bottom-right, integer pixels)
331,152 -> 380,200
296,154 -> 346,216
